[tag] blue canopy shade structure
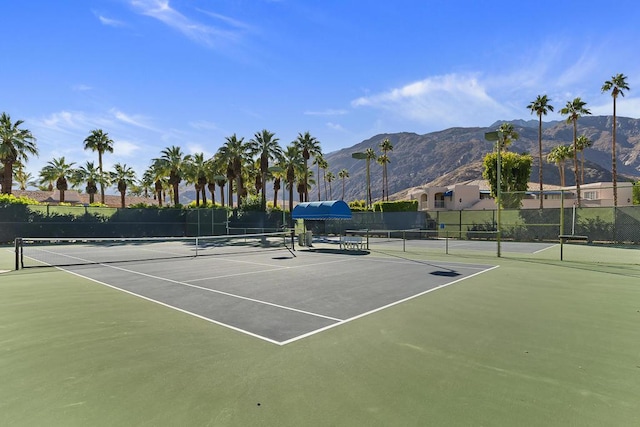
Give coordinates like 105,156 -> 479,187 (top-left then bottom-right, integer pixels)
291,200 -> 352,220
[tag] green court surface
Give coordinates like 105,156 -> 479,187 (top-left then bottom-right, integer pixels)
1,243 -> 639,426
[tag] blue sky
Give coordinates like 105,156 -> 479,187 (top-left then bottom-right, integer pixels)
3,0 -> 640,179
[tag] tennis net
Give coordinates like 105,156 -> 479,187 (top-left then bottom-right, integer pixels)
15,231 -> 293,269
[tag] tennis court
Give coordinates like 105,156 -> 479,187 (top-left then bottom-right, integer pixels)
1,236 -> 639,426
14,235 -> 495,345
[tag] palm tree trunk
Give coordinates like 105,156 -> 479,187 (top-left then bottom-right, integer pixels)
612,98 -> 618,206
120,191 -> 126,208
572,120 -> 581,206
341,178 -> 345,200
98,152 -> 105,204
538,115 -> 544,209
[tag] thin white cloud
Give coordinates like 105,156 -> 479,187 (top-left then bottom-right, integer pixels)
130,0 -> 242,48
304,109 -> 348,116
189,120 -> 219,131
98,15 -> 126,27
113,140 -> 141,157
72,84 -> 93,92
352,74 -> 511,128
326,122 -> 347,132
110,108 -> 156,130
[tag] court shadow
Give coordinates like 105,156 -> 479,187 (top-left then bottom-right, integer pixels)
303,248 -> 370,256
430,270 -> 461,277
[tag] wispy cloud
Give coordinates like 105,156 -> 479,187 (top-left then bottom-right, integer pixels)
72,84 -> 93,92
352,74 -> 511,128
130,0 -> 244,48
110,108 -> 156,130
92,9 -> 126,27
326,122 -> 347,132
304,109 -> 348,116
113,140 -> 141,157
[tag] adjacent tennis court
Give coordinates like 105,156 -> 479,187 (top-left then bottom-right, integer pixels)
1,236 -> 639,426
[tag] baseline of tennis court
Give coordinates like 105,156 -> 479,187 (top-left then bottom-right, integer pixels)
35,248 -> 496,345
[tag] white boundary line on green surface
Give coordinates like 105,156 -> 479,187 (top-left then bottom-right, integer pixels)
25,248 -> 499,346
279,264 -> 500,345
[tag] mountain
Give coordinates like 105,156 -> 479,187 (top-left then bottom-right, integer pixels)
322,116 -> 640,202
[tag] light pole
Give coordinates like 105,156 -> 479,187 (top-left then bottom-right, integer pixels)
484,131 -> 503,257
351,152 -> 369,208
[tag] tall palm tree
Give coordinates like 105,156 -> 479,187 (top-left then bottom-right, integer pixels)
602,73 -> 630,207
377,154 -> 390,201
39,157 -> 75,203
154,146 -> 190,206
145,161 -> 167,206
0,112 -> 37,195
83,129 -> 114,204
281,144 -> 302,216
185,152 -> 208,206
312,153 -> 325,201
294,131 -> 321,202
73,161 -> 101,204
218,134 -> 249,208
365,148 -> 377,208
527,95 -> 554,208
560,98 -> 591,206
338,168 -> 349,200
111,163 -> 137,208
575,135 -> 592,184
379,138 -> 394,201
249,129 -> 282,211
547,145 -> 573,187
325,171 -> 335,200
139,169 -> 155,200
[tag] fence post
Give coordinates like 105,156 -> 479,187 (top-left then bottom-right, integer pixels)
14,238 -> 21,270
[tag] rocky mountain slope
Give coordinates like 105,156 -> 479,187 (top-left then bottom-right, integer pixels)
322,116 -> 640,202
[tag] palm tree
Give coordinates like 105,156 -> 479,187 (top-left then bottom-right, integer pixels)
0,113 -> 38,195
560,98 -> 591,206
39,157 -> 76,203
83,129 -> 114,204
294,131 -> 321,202
602,73 -> 630,207
185,153 -> 209,206
575,135 -> 592,184
218,134 -> 249,208
73,161 -> 101,204
281,143 -> 302,216
377,154 -> 390,201
325,171 -> 335,200
547,145 -> 573,187
139,169 -> 155,200
527,95 -> 554,208
379,138 -> 393,201
15,170 -> 35,191
365,148 -> 377,208
249,129 -> 282,211
145,161 -> 166,206
154,146 -> 190,206
111,163 -> 137,208
338,168 -> 349,200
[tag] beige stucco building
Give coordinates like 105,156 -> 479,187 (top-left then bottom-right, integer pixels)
409,181 -> 634,211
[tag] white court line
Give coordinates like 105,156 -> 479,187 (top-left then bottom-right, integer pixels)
533,244 -> 557,254
26,247 -> 500,346
186,257 -> 353,283
279,264 -> 501,345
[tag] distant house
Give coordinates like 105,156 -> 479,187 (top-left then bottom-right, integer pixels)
409,181 -> 634,211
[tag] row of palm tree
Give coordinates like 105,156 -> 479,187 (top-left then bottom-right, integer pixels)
527,73 -> 629,207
